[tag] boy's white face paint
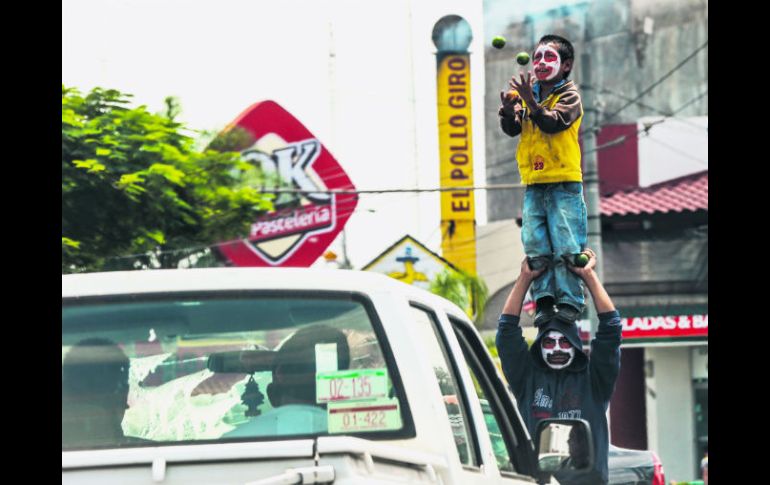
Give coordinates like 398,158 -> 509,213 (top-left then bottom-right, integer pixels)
541,330 -> 575,369
533,44 -> 562,81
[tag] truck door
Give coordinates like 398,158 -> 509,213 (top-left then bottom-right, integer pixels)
447,315 -> 541,483
409,303 -> 537,485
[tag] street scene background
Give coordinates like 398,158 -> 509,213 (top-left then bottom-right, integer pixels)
63,0 -> 707,482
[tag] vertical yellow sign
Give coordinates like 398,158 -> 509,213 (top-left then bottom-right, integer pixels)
437,54 -> 476,274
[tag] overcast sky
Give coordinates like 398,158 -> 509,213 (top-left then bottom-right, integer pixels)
63,0 -> 490,269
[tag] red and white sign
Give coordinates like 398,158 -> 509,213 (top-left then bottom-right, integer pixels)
577,314 -> 708,342
620,314 -> 708,340
216,101 -> 357,266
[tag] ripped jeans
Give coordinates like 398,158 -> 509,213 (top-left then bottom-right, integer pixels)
522,182 -> 587,311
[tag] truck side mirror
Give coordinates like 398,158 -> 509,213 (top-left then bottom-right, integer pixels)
534,419 -> 594,479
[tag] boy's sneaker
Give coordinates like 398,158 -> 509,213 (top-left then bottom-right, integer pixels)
555,304 -> 580,324
534,297 -> 556,327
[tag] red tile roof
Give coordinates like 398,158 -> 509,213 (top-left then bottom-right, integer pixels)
600,171 -> 708,216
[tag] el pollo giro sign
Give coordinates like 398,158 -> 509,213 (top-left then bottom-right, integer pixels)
216,101 -> 357,266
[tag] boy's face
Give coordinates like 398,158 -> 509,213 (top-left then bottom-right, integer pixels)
533,42 -> 572,82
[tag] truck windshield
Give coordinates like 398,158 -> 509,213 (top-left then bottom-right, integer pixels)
62,293 -> 408,450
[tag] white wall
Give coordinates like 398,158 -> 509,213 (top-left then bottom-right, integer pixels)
638,116 -> 708,187
644,346 -> 697,482
476,218 -> 523,297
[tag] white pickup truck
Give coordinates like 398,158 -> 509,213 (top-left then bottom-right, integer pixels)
62,268 -> 592,484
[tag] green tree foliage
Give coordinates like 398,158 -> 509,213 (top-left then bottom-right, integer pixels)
62,86 -> 274,273
428,269 -> 489,327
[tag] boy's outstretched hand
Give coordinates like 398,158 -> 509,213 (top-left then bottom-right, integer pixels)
568,248 -> 597,280
499,90 -> 521,117
509,72 -> 536,108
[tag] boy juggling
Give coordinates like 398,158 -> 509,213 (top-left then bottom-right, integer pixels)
499,34 -> 587,326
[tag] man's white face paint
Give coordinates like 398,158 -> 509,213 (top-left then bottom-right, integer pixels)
533,44 -> 561,81
541,330 -> 575,370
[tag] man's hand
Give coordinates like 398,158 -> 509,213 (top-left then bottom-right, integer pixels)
567,248 -> 596,281
519,257 -> 546,284
509,72 -> 536,108
568,248 -> 616,313
501,257 -> 545,316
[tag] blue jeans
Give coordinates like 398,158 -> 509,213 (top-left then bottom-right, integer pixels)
522,182 -> 587,310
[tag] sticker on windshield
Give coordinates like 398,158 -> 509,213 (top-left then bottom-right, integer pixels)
315,343 -> 338,373
327,398 -> 401,433
316,368 -> 389,403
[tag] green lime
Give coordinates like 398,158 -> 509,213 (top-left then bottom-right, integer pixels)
492,36 -> 506,49
575,253 -> 590,267
516,52 -> 531,65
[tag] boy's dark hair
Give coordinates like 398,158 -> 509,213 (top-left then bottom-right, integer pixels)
536,34 -> 575,79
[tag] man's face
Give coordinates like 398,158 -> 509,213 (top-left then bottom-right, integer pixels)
533,43 -> 563,82
541,330 -> 575,369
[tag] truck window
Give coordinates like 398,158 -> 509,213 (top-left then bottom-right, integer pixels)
465,364 -> 516,473
62,292 -> 413,450
409,304 -> 479,468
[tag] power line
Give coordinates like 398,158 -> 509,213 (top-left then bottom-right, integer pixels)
644,135 -> 708,167
99,202 -> 515,264
582,90 -> 709,158
255,183 -> 524,195
595,40 -> 708,127
671,90 -> 708,116
98,190 -> 708,268
581,85 -> 708,131
101,224 -> 706,271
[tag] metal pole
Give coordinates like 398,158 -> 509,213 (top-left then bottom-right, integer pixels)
580,31 -> 612,440
580,50 -> 604,343
340,229 -> 352,269
328,9 -> 353,271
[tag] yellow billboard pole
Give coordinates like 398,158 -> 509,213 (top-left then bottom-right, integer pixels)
433,15 -> 476,275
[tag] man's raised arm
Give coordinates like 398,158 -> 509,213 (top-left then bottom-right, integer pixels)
569,249 -> 622,403
496,258 -> 544,399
